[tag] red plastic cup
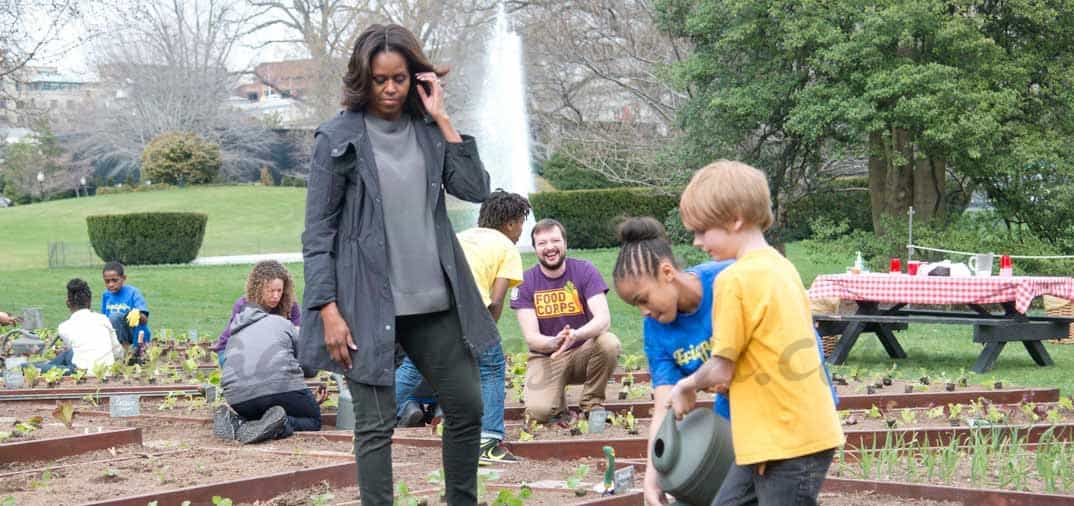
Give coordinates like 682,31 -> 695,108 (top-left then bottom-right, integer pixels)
1000,255 -> 1013,276
908,260 -> 922,276
889,257 -> 902,274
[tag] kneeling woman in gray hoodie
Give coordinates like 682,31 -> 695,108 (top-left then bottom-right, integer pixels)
215,270 -> 322,444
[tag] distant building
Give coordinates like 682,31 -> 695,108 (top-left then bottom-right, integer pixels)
9,67 -> 97,126
232,59 -> 320,127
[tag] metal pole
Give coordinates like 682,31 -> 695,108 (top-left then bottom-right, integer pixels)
907,206 -> 915,262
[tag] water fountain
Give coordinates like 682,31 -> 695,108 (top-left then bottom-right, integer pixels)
451,3 -> 536,246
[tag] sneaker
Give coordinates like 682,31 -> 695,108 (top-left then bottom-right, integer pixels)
236,405 -> 287,444
397,400 -> 426,428
212,405 -> 242,441
479,438 -> 520,465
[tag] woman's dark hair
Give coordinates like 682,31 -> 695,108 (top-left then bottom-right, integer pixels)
341,24 -> 444,116
479,190 -> 531,230
613,217 -> 678,282
66,278 -> 92,310
246,260 -> 295,318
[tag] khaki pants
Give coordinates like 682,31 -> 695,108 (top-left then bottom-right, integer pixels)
523,332 -> 621,422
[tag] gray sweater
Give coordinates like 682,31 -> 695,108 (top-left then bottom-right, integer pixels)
221,304 -> 313,405
364,113 -> 449,316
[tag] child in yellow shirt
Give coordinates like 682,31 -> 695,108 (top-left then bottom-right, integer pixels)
669,160 -> 844,505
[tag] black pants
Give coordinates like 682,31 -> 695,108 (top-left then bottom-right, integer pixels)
348,308 -> 481,506
231,388 -> 322,437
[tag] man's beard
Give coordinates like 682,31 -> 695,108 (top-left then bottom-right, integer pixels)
537,250 -> 565,270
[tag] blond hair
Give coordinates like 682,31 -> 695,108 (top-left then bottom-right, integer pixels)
679,160 -> 774,232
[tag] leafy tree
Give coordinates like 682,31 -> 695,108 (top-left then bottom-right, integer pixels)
141,132 -> 221,185
0,125 -> 63,203
657,0 -> 1074,235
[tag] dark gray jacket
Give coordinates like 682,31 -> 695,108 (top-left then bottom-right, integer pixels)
221,304 -> 313,405
298,110 -> 498,386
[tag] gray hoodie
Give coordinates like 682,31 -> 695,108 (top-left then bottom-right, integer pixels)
221,304 -> 315,405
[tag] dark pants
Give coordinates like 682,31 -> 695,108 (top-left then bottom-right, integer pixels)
231,389 -> 322,437
348,308 -> 481,506
713,448 -> 835,506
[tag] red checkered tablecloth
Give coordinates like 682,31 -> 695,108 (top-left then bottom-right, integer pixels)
808,274 -> 1074,314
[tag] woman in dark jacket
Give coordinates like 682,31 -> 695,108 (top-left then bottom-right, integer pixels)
298,24 -> 498,506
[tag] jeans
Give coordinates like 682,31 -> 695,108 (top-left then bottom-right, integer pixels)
712,448 -> 835,506
108,314 -> 149,353
230,388 -> 322,437
395,358 -> 439,410
395,343 -> 506,440
35,349 -> 74,374
348,308 -> 481,506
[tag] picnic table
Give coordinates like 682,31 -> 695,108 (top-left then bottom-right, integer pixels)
808,273 -> 1074,373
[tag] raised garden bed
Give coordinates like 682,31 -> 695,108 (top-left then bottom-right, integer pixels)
0,427 -> 142,464
0,384 -> 206,404
0,446 -> 351,505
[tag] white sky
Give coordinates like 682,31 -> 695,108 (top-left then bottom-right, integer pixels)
28,3 -> 299,79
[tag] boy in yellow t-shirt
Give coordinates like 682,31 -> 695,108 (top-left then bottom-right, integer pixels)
669,160 -> 843,505
395,190 -> 530,465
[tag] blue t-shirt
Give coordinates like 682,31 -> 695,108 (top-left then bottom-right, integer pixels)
643,261 -> 840,420
644,261 -> 734,418
101,285 -> 152,343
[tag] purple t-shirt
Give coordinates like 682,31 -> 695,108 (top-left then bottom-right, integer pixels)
211,296 -> 301,351
510,258 -> 608,350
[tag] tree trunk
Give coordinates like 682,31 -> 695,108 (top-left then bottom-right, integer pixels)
868,128 -> 945,235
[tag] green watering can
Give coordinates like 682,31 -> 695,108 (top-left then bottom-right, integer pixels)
652,406 -> 735,506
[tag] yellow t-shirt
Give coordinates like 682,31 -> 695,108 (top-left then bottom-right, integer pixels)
711,247 -> 844,465
457,227 -> 524,306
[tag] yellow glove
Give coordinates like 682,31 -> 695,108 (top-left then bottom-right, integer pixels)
126,309 -> 141,328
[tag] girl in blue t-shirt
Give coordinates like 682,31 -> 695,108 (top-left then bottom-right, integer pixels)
612,217 -> 734,506
613,217 -> 837,505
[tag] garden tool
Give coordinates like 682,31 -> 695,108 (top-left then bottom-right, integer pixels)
652,406 -> 735,506
600,445 -> 616,495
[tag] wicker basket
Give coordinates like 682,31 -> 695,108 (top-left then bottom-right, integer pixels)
812,297 -> 845,358
1044,295 -> 1074,344
821,335 -> 840,359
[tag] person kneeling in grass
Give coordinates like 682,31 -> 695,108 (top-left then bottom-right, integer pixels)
214,295 -> 325,444
37,279 -> 123,374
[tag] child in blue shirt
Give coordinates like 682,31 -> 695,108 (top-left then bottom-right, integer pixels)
613,217 -> 838,505
101,261 -> 152,358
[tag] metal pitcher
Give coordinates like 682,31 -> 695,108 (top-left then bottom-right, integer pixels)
333,373 -> 355,430
652,406 -> 735,506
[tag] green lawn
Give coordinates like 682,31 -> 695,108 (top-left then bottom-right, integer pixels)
3,188 -> 1072,395
0,186 -> 307,270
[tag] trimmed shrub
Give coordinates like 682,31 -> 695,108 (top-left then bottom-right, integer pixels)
530,188 -> 679,249
95,183 -> 174,196
280,175 -> 307,187
538,152 -> 623,190
87,212 -> 208,265
141,132 -> 221,185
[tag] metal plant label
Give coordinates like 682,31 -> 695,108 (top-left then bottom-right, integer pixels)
3,369 -> 24,389
588,407 -> 608,433
109,394 -> 141,417
614,466 -> 635,492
